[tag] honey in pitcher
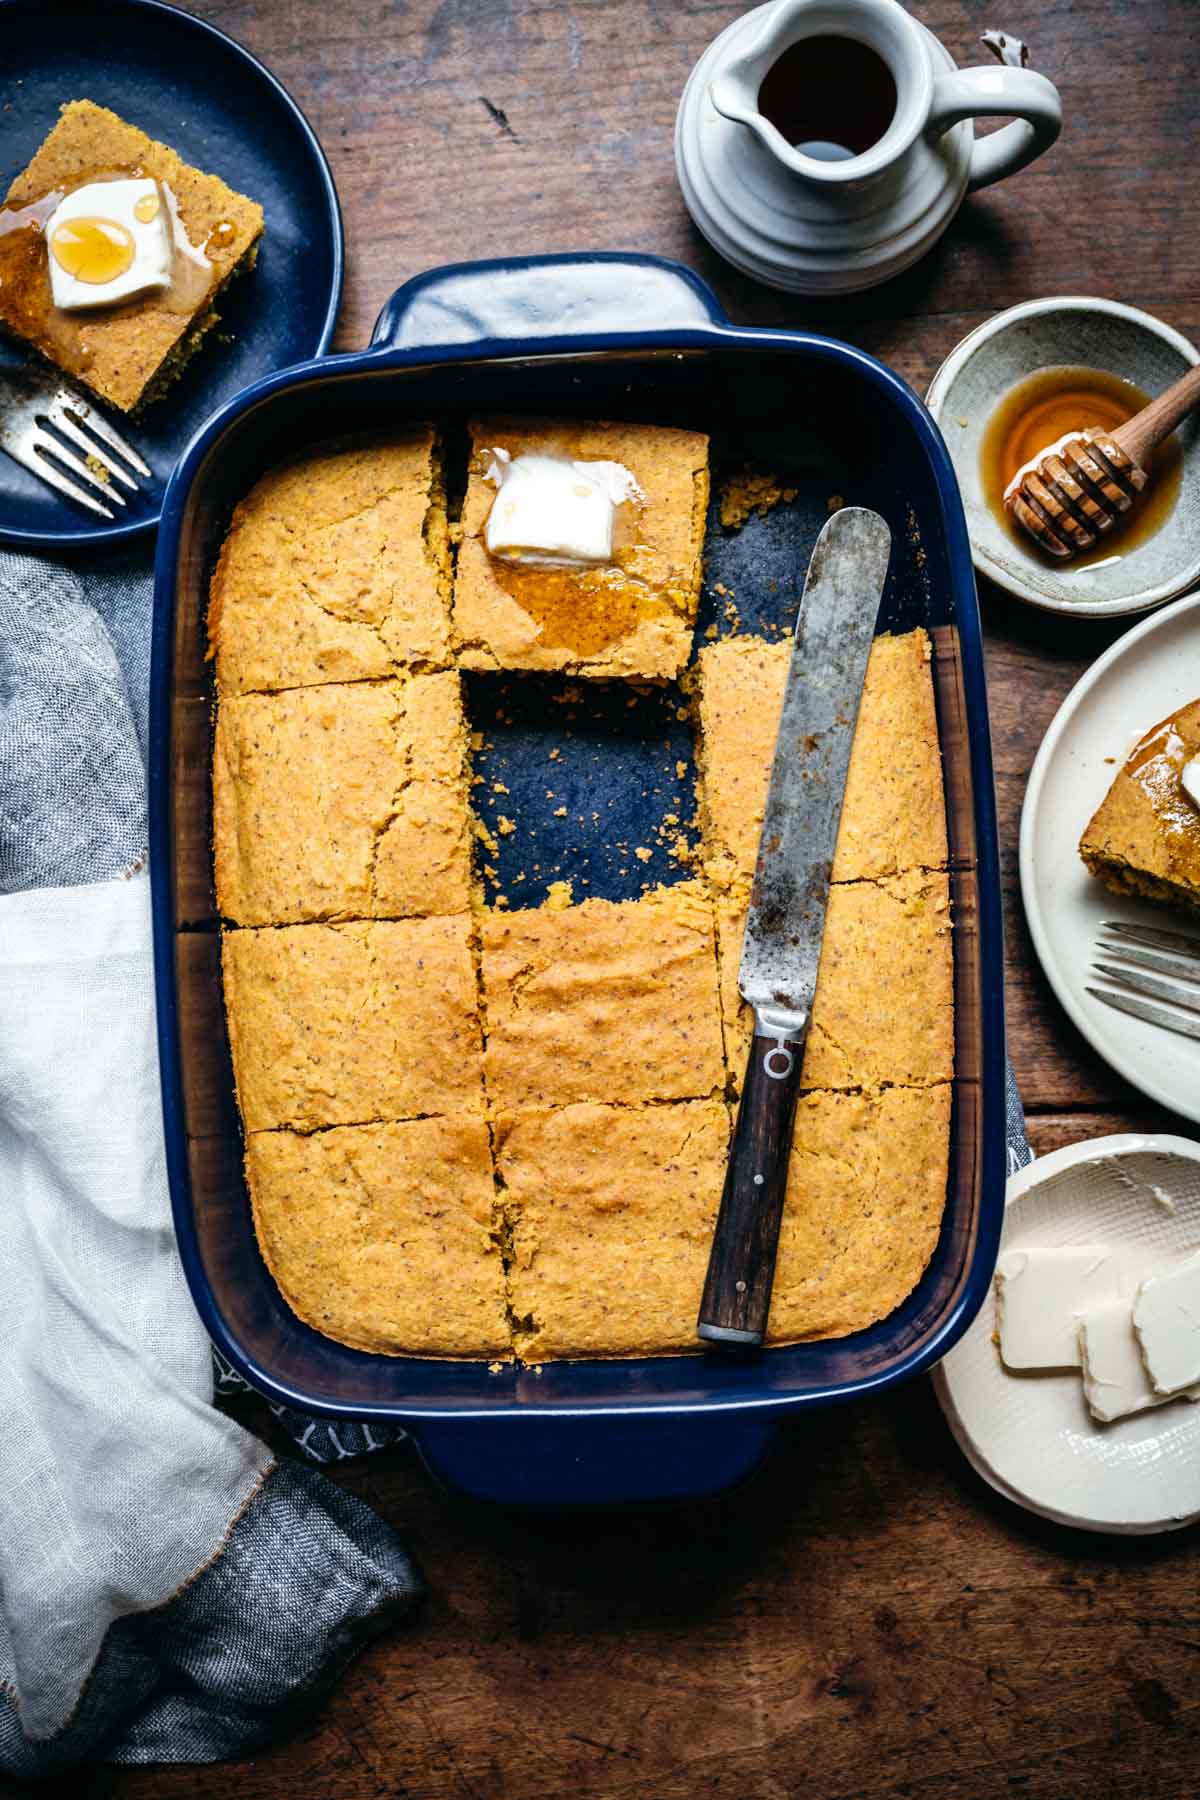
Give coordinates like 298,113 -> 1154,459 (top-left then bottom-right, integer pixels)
980,365 -> 1183,569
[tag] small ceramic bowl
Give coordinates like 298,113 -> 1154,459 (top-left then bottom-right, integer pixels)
926,297 -> 1200,617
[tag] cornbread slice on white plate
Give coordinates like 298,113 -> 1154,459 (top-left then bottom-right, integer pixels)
933,1134 -> 1200,1534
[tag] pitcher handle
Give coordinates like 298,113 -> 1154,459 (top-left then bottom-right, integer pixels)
928,66 -> 1061,192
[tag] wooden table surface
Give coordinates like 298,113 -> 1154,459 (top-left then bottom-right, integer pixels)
67,1 -> 1200,1794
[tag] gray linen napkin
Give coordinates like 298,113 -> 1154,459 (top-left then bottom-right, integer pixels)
0,546 -> 418,1775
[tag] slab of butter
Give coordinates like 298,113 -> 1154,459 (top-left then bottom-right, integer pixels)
1078,1301 -> 1176,1423
995,1246 -> 1123,1370
483,450 -> 641,568
1133,1251 -> 1200,1395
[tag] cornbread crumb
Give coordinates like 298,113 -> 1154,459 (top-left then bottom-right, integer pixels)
718,467 -> 797,530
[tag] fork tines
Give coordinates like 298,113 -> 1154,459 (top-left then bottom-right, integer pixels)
1087,917 -> 1200,1043
0,369 -> 151,519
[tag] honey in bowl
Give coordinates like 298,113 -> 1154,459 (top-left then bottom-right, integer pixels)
981,365 -> 1183,569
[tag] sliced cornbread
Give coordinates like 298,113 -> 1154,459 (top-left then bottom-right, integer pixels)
500,1099 -> 728,1359
0,100 -> 263,411
1079,700 -> 1200,912
222,916 -> 483,1133
695,630 -> 947,887
454,418 -> 709,679
715,869 -> 955,1093
767,1084 -> 952,1343
207,434 -> 453,694
213,673 -> 472,925
246,1115 -> 508,1358
479,882 -> 724,1110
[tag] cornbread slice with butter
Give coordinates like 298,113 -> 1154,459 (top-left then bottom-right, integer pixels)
1079,700 -> 1200,913
246,1115 -> 508,1358
208,435 -> 453,695
0,100 -> 262,412
213,672 -> 472,926
479,883 -> 725,1110
695,631 -> 947,887
500,1099 -> 728,1360
715,869 -> 954,1095
454,418 -> 709,680
222,915 -> 483,1133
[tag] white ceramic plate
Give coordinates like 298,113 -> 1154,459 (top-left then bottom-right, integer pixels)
1020,590 -> 1200,1121
933,1136 -> 1200,1534
926,297 -> 1200,617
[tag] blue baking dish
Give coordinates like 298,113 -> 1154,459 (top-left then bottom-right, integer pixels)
150,253 -> 1006,1506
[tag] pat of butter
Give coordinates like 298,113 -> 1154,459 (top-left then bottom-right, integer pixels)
484,450 -> 642,568
1077,1300 -> 1181,1423
1182,757 -> 1200,812
1133,1251 -> 1200,1395
995,1245 -> 1123,1370
45,178 -> 172,312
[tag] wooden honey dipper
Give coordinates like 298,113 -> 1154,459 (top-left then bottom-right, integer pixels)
1005,361 -> 1200,558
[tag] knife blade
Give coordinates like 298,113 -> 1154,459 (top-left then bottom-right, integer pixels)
697,506 -> 893,1347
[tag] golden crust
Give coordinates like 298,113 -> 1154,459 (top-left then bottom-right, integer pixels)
453,418 -> 709,679
716,869 -> 955,1094
0,100 -> 263,411
222,915 -> 484,1133
1079,699 -> 1200,912
768,1085 -> 951,1343
212,673 -> 472,926
499,1100 -> 728,1359
246,1115 -> 509,1358
695,630 -> 948,887
479,882 -> 725,1111
207,435 -> 453,695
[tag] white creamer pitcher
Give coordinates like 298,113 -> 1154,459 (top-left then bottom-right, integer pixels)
675,0 -> 1062,294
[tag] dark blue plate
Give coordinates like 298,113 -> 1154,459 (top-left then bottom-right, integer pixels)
0,0 -> 342,550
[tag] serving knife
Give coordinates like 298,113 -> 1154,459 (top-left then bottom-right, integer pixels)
697,506 -> 893,1348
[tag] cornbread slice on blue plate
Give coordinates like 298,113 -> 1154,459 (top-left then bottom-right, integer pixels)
478,882 -> 725,1111
212,672 -> 472,926
454,417 -> 709,680
208,434 -> 453,694
499,1099 -> 728,1360
222,916 -> 484,1133
0,99 -> 263,412
246,1115 -> 509,1359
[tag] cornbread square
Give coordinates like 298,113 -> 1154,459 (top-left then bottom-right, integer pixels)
246,1114 -> 508,1358
454,418 -> 709,679
500,1099 -> 728,1359
222,915 -> 483,1132
213,673 -> 471,925
0,100 -> 263,412
208,435 -> 453,694
768,1084 -> 951,1343
696,630 -> 947,886
1079,699 -> 1200,912
479,883 -> 724,1109
716,870 -> 954,1093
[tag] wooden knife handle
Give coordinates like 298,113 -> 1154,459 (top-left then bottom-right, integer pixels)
697,1029 -> 806,1347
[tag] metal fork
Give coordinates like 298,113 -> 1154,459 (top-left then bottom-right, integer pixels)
1089,918 -> 1200,1042
0,365 -> 151,519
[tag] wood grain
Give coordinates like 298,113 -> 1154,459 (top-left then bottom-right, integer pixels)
66,0 -> 1200,1794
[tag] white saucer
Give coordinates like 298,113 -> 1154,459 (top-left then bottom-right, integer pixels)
1020,590 -> 1200,1121
934,1135 -> 1200,1534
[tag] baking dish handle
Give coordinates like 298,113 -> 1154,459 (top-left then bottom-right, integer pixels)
369,253 -> 728,352
410,1411 -> 775,1507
